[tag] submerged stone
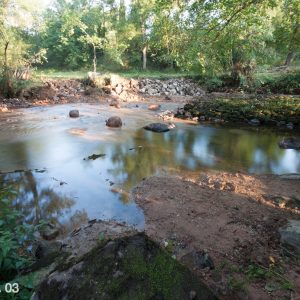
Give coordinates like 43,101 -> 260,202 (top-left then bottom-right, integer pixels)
278,137 -> 300,150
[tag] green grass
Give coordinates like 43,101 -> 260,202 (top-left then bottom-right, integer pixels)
34,69 -> 88,79
33,67 -> 195,80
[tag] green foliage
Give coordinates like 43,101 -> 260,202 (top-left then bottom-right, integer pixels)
0,186 -> 43,298
259,71 -> 300,94
246,265 -> 269,280
205,77 -> 225,92
1,0 -> 300,90
0,185 -> 48,299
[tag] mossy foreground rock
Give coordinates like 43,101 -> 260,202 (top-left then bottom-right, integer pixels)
35,233 -> 217,300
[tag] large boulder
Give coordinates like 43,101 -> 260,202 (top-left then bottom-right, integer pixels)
278,137 -> 300,150
106,116 -> 122,128
34,233 -> 217,300
143,123 -> 170,133
69,110 -> 79,118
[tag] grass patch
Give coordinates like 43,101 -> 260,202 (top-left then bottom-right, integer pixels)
33,67 -> 196,80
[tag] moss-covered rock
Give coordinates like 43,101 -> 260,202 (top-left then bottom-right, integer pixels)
179,96 -> 300,128
35,233 -> 217,300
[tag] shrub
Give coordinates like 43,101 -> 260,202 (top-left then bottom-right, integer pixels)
0,187 -> 39,281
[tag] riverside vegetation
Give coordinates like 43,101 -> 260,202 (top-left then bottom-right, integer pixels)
1,0 -> 300,299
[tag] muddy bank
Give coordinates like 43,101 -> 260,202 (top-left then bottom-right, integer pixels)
132,172 -> 300,299
0,76 -> 203,112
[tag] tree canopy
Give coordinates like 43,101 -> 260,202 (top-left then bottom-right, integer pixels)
0,0 -> 299,75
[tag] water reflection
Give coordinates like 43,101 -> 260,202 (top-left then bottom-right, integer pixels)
0,171 -> 75,226
0,104 -> 299,231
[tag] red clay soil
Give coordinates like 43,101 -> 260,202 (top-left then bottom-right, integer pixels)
132,171 -> 300,300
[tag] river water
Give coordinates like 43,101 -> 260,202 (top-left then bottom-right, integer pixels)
0,103 -> 299,231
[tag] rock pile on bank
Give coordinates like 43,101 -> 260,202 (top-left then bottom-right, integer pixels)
139,78 -> 205,97
89,73 -> 205,100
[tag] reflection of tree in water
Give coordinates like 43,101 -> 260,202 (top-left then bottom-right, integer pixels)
108,128 -> 199,194
104,126 -> 293,200
0,171 -> 76,227
204,127 -> 287,172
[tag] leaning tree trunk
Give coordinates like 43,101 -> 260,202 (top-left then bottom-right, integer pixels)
3,41 -> 13,97
93,44 -> 97,73
285,51 -> 295,66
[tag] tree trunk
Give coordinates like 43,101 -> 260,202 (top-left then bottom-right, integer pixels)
142,45 -> 147,70
93,44 -> 97,73
3,41 -> 13,97
285,51 -> 295,66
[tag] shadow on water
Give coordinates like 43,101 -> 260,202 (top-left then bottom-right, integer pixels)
0,104 -> 299,231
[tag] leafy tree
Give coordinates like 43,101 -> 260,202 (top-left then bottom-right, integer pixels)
273,0 -> 300,65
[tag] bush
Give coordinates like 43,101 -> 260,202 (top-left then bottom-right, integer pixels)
205,77 -> 224,92
259,72 -> 300,94
0,187 -> 40,281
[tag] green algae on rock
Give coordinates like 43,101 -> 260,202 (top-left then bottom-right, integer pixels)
35,233 -> 217,300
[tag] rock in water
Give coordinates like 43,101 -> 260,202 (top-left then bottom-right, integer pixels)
143,123 -> 170,133
278,137 -> 300,150
249,119 -> 260,126
69,110 -> 79,118
106,116 -> 122,128
148,104 -> 161,111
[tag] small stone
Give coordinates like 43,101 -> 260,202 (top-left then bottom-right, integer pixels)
113,270 -> 124,278
199,116 -> 205,121
40,227 -> 60,241
286,122 -> 294,130
30,292 -> 39,300
277,121 -> 286,127
181,250 -> 214,270
109,99 -> 120,108
279,220 -> 300,253
148,104 -> 161,111
143,123 -> 170,133
115,84 -> 123,95
278,137 -> 300,150
189,290 -> 197,300
249,119 -> 260,126
106,116 -> 122,128
69,110 -> 79,118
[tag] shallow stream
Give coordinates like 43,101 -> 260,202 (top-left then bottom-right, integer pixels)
0,103 -> 299,231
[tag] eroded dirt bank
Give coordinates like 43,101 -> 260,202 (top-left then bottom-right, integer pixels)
132,171 -> 300,300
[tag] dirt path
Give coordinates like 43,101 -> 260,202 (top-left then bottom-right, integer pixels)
132,171 -> 300,300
